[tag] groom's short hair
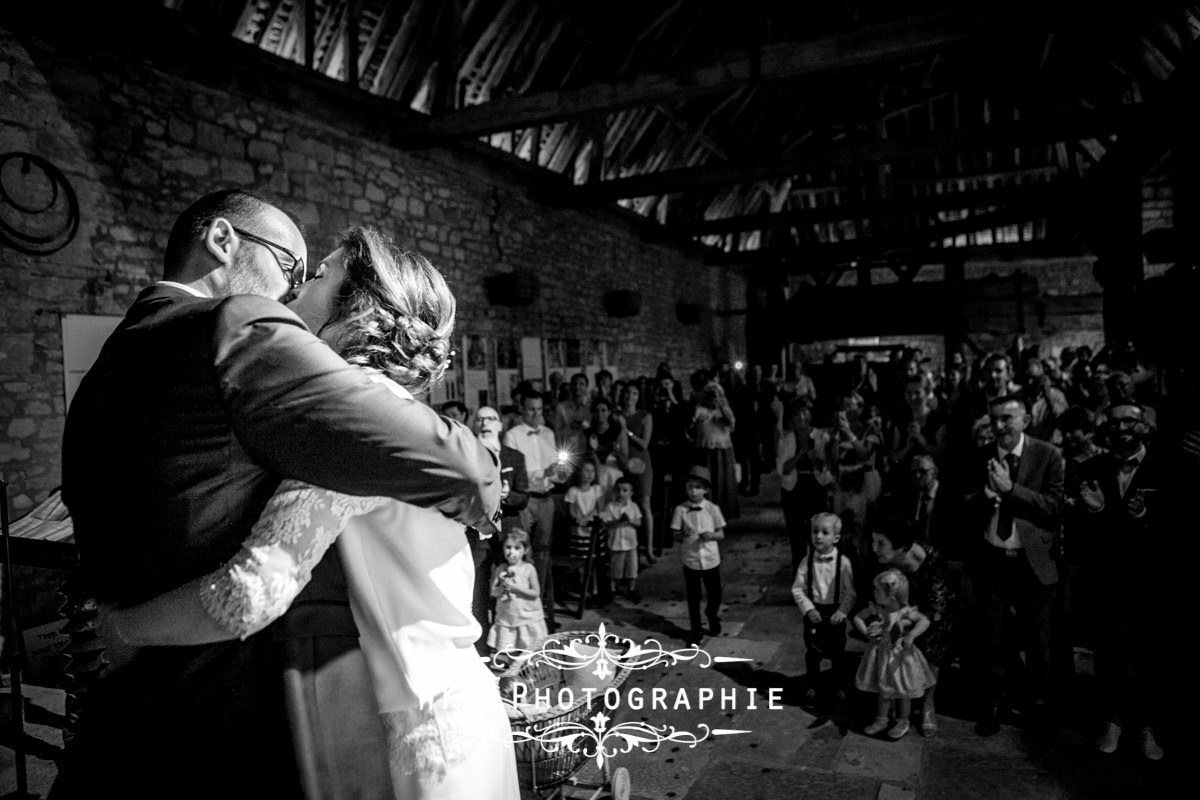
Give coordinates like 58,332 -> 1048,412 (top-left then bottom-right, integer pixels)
163,189 -> 295,274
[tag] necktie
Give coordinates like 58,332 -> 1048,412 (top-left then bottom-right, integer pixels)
916,494 -> 931,530
1120,456 -> 1139,473
996,452 -> 1018,541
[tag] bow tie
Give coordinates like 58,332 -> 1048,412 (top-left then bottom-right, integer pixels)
527,428 -> 542,436
815,554 -> 836,563
687,505 -> 705,512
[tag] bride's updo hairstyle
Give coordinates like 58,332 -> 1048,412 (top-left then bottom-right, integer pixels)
331,225 -> 455,396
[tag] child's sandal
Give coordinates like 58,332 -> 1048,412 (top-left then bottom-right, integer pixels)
887,720 -> 911,740
920,711 -> 938,736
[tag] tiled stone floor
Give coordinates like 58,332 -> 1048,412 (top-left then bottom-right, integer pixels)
2,474 -> 1181,799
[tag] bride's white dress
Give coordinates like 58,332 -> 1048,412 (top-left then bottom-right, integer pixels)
199,480 -> 519,799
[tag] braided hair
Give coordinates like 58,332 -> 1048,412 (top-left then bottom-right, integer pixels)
330,226 -> 455,397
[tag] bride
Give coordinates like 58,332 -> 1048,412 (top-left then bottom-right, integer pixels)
102,226 -> 519,799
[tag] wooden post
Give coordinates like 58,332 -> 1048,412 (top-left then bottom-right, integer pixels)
1099,163 -> 1143,346
943,257 -> 966,361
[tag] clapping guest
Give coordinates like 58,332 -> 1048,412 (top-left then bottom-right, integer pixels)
1075,403 -> 1166,760
888,374 -> 948,472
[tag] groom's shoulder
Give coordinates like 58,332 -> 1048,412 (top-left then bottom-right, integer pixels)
213,293 -> 302,325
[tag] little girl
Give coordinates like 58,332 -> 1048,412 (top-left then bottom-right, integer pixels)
853,568 -> 936,739
565,457 -> 609,599
487,530 -> 548,654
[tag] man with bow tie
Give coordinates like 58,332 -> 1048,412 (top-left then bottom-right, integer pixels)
503,394 -> 569,632
964,394 -> 1064,736
1073,403 -> 1165,760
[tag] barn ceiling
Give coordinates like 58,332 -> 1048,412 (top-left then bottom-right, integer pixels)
160,0 -> 1200,276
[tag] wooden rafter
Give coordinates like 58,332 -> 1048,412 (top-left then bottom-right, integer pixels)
662,181 -> 1062,237
557,108 -> 1126,205
397,7 -> 1020,146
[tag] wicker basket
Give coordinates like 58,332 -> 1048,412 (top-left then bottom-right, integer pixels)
501,631 -> 632,794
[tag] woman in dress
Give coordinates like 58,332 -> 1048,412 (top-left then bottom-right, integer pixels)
587,395 -> 628,496
690,373 -> 740,519
868,519 -> 961,737
102,226 -> 519,799
619,383 -> 657,562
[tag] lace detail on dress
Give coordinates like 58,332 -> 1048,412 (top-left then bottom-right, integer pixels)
199,480 -> 389,639
381,688 -> 477,783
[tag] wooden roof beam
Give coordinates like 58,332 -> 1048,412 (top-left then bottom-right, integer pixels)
397,7 -> 1017,147
554,108 -> 1125,205
663,181 -> 1063,237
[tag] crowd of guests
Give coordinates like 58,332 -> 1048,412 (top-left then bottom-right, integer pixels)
775,342 -> 1171,761
451,341 -> 1174,762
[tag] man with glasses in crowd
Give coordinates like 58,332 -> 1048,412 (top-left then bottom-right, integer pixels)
57,189 -> 500,800
468,405 -> 530,650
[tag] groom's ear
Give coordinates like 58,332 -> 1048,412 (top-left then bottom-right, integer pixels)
204,218 -> 237,266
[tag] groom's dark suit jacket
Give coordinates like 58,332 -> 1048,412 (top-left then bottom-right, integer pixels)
58,284 -> 499,800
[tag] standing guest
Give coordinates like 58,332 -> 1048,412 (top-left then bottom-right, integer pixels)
1075,403 -> 1165,760
791,512 -> 856,706
601,477 -> 644,601
503,393 -> 569,633
830,390 -> 883,524
650,367 -> 689,545
619,384 -> 657,563
853,570 -> 936,740
671,466 -> 727,645
488,530 -> 548,655
470,406 -> 529,652
869,519 -> 962,737
441,399 -> 469,425
950,353 -> 1021,476
898,455 -> 961,560
594,369 -> 615,405
963,395 -> 1064,736
587,396 -> 628,497
554,372 -> 592,452
1104,370 -> 1158,430
565,457 -> 609,604
888,374 -> 948,472
1021,354 -> 1069,443
691,374 -> 740,519
777,397 -> 834,574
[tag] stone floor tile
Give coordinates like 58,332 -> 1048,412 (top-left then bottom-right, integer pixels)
836,731 -> 922,785
686,757 -> 877,800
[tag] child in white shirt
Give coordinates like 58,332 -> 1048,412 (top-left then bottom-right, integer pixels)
601,477 -> 643,601
792,512 -> 856,706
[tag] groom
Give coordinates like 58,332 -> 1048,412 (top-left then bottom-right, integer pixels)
54,189 -> 500,799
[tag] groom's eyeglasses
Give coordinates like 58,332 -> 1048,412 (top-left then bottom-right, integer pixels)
232,227 -> 308,289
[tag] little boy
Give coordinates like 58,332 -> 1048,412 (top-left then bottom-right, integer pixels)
601,477 -> 643,601
670,465 -> 727,644
791,512 -> 856,705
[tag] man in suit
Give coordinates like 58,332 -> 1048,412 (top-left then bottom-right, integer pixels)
1076,403 -> 1165,759
55,189 -> 500,799
469,406 -> 529,651
964,394 -> 1064,736
903,454 -> 962,559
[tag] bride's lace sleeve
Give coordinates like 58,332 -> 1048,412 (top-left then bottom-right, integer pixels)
199,480 -> 389,640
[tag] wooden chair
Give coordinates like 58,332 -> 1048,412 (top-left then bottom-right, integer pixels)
551,518 -> 603,619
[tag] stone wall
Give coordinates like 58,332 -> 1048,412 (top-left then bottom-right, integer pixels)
0,25 -> 744,513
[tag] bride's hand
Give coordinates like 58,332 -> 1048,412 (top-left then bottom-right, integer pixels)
96,603 -> 140,673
